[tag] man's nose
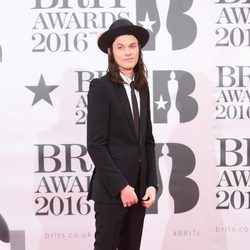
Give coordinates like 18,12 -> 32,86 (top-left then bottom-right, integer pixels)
124,47 -> 131,55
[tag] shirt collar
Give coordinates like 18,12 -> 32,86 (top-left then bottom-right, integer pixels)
120,72 -> 134,85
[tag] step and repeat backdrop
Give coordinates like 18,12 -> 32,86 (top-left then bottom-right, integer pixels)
1,1 -> 250,249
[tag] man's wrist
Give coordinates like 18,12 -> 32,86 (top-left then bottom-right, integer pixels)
120,184 -> 130,194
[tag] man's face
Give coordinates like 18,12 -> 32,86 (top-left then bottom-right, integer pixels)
112,35 -> 139,75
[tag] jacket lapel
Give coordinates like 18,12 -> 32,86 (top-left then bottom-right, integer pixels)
139,89 -> 147,140
116,84 -> 137,137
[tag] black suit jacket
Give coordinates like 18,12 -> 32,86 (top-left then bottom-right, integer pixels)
87,74 -> 157,203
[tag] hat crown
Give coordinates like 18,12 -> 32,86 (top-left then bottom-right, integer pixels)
109,19 -> 133,30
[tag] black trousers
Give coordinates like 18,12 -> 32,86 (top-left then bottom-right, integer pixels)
94,202 -> 146,250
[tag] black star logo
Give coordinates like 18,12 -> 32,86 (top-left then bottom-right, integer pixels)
26,74 -> 59,106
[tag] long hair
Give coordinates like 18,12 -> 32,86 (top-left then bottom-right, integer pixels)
106,46 -> 148,91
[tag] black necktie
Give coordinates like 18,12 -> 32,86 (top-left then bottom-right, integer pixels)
130,81 -> 140,139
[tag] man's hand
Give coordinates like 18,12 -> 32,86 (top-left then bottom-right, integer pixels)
141,186 -> 156,208
120,185 -> 138,207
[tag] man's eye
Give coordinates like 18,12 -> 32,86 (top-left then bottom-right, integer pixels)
130,44 -> 138,49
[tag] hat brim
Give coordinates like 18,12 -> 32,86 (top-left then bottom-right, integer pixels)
98,25 -> 149,53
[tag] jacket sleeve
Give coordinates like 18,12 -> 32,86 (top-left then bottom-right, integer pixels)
145,87 -> 158,190
87,78 -> 128,197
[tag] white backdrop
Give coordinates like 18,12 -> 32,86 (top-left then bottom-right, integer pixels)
1,1 -> 250,249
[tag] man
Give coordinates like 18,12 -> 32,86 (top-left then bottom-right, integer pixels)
87,18 -> 158,250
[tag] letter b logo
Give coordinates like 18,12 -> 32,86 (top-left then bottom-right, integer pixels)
148,143 -> 199,214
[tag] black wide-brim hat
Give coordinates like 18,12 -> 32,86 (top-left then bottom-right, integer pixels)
0,214 -> 10,243
98,19 -> 149,53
